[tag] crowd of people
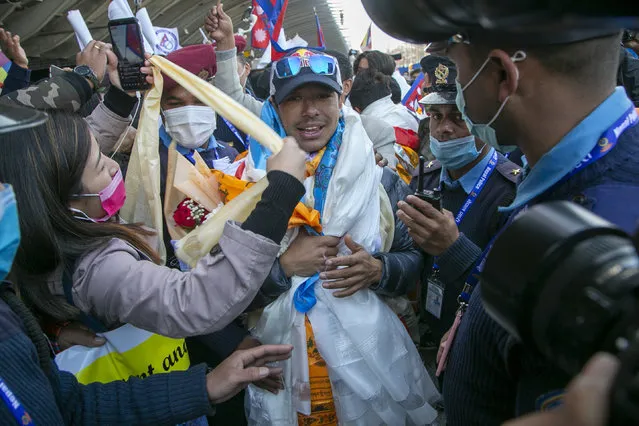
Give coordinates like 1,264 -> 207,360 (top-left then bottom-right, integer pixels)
0,3 -> 638,426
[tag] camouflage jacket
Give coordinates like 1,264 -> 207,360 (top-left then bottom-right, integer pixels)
0,72 -> 136,152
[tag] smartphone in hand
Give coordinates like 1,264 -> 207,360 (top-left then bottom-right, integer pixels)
108,17 -> 150,91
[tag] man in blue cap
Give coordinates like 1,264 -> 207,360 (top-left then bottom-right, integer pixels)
206,4 -> 441,424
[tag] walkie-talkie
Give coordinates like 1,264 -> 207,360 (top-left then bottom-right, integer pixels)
413,156 -> 442,211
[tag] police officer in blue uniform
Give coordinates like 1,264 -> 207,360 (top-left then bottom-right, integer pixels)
431,31 -> 639,426
397,56 -> 520,346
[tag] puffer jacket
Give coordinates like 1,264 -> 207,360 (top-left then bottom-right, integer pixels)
253,167 -> 423,307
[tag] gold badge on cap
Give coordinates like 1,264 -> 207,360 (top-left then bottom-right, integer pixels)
198,69 -> 210,79
434,63 -> 450,85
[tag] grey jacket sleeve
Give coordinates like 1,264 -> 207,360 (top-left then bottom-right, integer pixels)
370,169 -> 423,297
215,48 -> 264,116
71,222 -> 281,338
85,102 -> 133,154
86,86 -> 138,153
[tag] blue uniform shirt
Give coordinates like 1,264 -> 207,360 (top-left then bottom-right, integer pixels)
502,87 -> 632,212
441,147 -> 497,194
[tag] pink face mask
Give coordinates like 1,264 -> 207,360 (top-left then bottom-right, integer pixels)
72,169 -> 126,222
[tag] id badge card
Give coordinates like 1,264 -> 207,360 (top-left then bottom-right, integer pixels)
425,276 -> 444,319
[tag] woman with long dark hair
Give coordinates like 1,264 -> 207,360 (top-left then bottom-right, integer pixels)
0,110 -> 306,338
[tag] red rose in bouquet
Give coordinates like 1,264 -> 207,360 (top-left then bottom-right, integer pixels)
173,198 -> 211,230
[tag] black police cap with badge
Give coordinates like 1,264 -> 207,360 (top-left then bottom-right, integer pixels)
418,56 -> 457,106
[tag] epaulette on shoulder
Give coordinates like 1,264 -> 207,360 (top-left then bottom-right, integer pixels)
411,159 -> 442,177
495,154 -> 522,184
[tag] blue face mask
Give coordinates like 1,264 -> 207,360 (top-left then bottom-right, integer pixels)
429,135 -> 482,170
455,51 -> 527,149
0,185 -> 20,281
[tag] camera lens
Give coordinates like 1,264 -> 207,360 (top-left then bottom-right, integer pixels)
482,201 -> 639,375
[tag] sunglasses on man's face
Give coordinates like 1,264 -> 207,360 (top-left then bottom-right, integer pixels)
274,55 -> 337,79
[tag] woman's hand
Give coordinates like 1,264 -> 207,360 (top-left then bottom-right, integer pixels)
267,137 -> 307,183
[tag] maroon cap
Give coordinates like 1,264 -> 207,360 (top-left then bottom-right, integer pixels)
234,35 -> 247,53
163,44 -> 217,93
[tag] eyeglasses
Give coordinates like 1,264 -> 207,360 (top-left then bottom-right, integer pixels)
274,55 -> 337,79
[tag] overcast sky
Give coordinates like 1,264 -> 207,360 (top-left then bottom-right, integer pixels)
328,0 -> 407,52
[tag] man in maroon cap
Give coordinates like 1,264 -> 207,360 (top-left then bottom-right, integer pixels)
160,44 -> 238,164
158,44 -> 239,269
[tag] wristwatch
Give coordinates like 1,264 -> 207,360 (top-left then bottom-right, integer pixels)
73,65 -> 100,92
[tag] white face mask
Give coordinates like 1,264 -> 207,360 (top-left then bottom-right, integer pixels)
163,105 -> 217,149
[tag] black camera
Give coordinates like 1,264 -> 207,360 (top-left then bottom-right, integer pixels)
481,201 -> 639,425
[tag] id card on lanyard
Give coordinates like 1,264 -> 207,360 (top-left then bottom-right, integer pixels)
436,105 -> 639,376
425,150 -> 498,319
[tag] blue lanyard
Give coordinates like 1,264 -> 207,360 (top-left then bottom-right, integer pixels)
433,151 -> 498,270
461,105 -> 638,302
184,147 -> 219,164
222,117 -> 249,150
453,151 -> 498,225
0,378 -> 34,425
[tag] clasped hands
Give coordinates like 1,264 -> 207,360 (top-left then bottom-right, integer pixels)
279,230 -> 383,298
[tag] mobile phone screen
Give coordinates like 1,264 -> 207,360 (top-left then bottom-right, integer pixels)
109,21 -> 144,66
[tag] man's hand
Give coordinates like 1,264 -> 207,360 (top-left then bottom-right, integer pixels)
397,195 -> 460,256
206,344 -> 293,404
320,234 -> 383,298
503,353 -> 619,426
205,3 -> 235,51
0,28 -> 28,69
57,322 -> 106,351
374,151 -> 388,167
236,337 -> 284,394
75,40 -> 109,89
279,230 -> 340,278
